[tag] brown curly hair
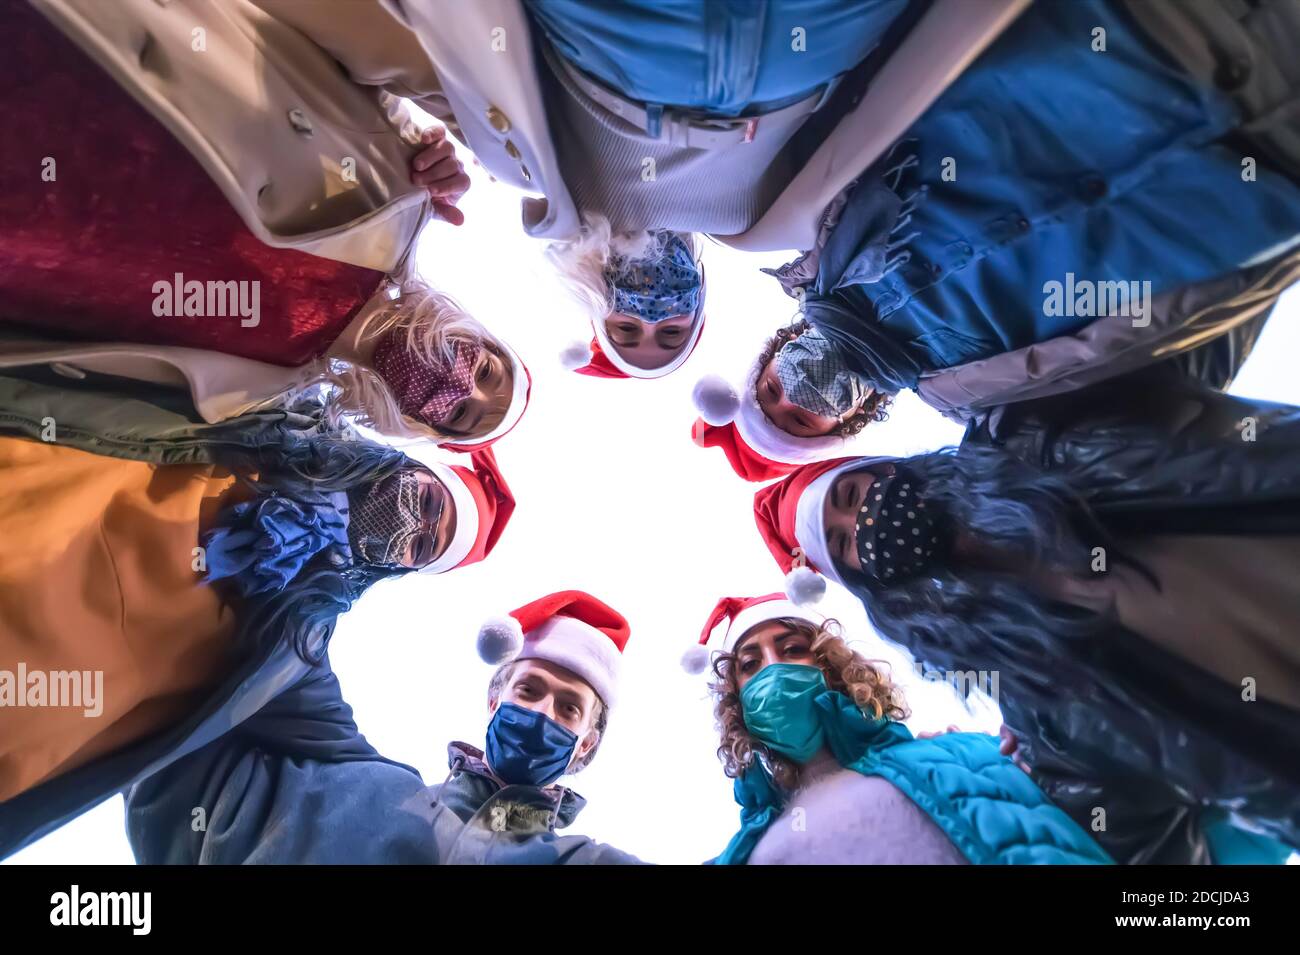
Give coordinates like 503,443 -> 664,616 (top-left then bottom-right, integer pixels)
709,618 -> 908,793
754,319 -> 893,436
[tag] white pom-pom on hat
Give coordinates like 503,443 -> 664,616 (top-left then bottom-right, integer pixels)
559,340 -> 594,370
784,566 -> 826,606
692,374 -> 740,426
680,644 -> 711,675
477,615 -> 524,664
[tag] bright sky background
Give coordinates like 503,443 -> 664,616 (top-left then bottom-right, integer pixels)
9,136 -> 1300,865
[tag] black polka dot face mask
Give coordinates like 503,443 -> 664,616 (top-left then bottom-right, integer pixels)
853,467 -> 950,583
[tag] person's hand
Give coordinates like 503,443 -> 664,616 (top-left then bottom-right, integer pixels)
916,724 -> 961,739
411,125 -> 469,226
998,724 -> 1031,774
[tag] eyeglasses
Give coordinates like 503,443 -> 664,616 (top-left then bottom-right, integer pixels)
406,477 -> 447,567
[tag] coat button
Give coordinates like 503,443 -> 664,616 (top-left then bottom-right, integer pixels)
504,140 -> 521,160
486,106 -> 511,134
287,108 -> 313,137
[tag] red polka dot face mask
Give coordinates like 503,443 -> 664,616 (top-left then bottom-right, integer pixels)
372,332 -> 483,429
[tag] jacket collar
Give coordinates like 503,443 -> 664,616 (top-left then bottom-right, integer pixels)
443,742 -> 587,828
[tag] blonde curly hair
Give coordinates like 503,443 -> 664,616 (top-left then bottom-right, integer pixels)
710,617 -> 908,793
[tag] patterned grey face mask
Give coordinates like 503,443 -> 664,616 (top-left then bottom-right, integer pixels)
773,329 -> 869,419
346,469 -> 423,567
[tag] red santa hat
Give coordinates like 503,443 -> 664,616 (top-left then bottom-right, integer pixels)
682,593 -> 823,674
690,365 -> 853,482
439,338 -> 532,452
752,455 -> 882,604
476,590 -> 630,706
401,445 -> 516,574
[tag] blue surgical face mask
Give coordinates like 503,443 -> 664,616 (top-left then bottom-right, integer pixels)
485,702 -> 579,787
739,663 -> 829,764
773,329 -> 869,419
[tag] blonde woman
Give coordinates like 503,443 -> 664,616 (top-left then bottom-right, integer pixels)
550,217 -> 706,380
686,594 -> 1110,865
0,6 -> 529,450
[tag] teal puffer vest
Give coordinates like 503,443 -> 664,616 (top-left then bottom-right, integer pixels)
717,691 -> 1112,865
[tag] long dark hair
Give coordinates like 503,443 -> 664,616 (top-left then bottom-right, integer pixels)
210,424 -> 414,663
842,444 -> 1131,701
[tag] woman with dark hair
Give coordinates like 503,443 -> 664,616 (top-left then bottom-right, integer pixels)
683,594 -> 1110,864
751,369 -> 1300,863
0,362 -> 513,857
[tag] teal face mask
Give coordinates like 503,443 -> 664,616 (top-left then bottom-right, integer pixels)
740,664 -> 829,764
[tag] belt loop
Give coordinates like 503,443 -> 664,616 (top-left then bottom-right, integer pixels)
645,103 -> 664,139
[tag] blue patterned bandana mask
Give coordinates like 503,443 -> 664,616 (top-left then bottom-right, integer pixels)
774,329 -> 869,419
606,232 -> 702,322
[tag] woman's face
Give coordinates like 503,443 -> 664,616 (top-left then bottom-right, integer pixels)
400,468 -> 459,568
603,313 -> 696,370
732,621 -> 817,691
429,342 -> 515,438
822,468 -> 881,575
755,356 -> 844,438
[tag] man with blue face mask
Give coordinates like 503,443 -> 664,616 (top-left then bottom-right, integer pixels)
122,591 -> 644,864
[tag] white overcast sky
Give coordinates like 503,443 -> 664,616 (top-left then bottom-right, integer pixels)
10,132 -> 1300,865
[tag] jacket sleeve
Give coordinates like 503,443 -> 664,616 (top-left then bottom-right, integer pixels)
967,363 -> 1300,524
125,661 -> 439,864
247,0 -> 463,138
918,246 -> 1300,420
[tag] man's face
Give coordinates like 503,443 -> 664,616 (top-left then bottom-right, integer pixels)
490,659 -> 601,763
603,313 -> 696,370
822,467 -> 881,574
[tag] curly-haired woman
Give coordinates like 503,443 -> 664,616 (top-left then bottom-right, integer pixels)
690,319 -> 892,482
685,594 -> 1111,865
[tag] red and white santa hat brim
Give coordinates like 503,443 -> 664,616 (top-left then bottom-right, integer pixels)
737,356 -> 852,463
437,336 -> 532,451
753,456 -> 888,604
400,444 -> 515,575
792,458 -> 865,589
683,593 -> 823,674
690,355 -> 851,481
477,590 -> 630,706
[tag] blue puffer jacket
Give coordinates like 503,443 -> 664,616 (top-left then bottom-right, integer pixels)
803,0 -> 1300,392
716,691 -> 1111,865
